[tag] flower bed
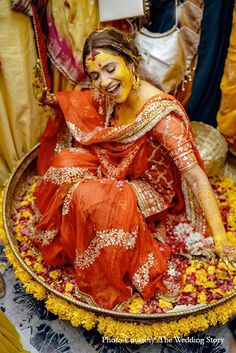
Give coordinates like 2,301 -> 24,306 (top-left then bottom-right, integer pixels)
1,160 -> 236,342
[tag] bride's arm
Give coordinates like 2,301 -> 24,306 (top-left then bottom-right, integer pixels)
182,165 -> 230,257
152,106 -> 236,266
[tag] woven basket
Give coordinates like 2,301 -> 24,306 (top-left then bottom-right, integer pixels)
191,121 -> 228,176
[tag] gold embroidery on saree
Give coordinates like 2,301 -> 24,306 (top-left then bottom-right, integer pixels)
130,180 -> 168,217
74,228 -> 138,270
152,113 -> 198,171
93,144 -> 140,178
66,98 -> 191,145
33,205 -> 42,223
62,182 -> 81,215
55,122 -> 72,154
67,121 -> 103,143
30,229 -> 58,246
67,147 -> 89,154
132,252 -> 155,292
43,166 -> 94,184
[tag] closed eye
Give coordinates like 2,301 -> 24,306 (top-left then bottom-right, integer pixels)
107,66 -> 115,73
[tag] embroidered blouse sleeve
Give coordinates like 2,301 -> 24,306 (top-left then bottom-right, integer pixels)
152,111 -> 198,172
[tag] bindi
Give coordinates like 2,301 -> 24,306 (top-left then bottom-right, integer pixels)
87,51 -> 98,62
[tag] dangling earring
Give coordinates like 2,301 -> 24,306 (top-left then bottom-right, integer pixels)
132,71 -> 141,91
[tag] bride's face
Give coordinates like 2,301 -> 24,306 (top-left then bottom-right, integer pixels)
86,50 -> 134,103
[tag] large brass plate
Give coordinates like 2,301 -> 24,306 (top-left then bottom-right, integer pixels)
2,145 -> 236,322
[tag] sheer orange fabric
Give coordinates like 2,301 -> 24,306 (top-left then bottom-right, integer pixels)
33,89 -> 203,309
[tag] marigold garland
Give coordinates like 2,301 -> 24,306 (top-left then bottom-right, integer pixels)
1,176 -> 236,343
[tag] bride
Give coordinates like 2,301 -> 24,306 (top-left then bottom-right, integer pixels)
31,27 -> 236,309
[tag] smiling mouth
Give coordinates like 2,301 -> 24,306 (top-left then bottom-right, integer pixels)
106,84 -> 120,95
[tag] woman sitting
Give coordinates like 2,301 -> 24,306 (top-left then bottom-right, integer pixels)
31,27 -> 235,310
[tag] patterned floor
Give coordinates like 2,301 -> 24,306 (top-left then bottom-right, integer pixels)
0,243 -> 232,353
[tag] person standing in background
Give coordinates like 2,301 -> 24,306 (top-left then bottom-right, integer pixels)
217,4 -> 236,154
0,0 -> 45,187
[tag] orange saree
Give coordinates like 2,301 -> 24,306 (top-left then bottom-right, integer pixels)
32,89 -> 204,309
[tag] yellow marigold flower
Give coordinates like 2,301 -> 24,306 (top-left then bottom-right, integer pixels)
227,232 -> 236,246
207,266 -> 216,275
0,227 -> 7,243
158,299 -> 173,310
190,259 -> 202,269
15,224 -> 24,233
21,210 -> 33,218
213,288 -> 224,296
225,290 -> 234,296
227,231 -> 236,238
128,295 -> 145,314
189,313 -> 209,331
26,249 -> 34,256
46,295 -> 76,321
197,291 -> 207,304
24,258 -> 33,266
49,270 -> 61,279
215,271 -> 228,280
182,284 -> 196,293
218,261 -> 229,271
18,272 -> 31,283
233,277 -> 236,286
215,301 -> 234,325
30,182 -> 37,192
98,317 -> 152,343
20,200 -> 30,206
37,255 -> 43,262
25,282 -> 46,300
65,283 -> 74,292
23,194 -> 35,202
15,268 -> 31,282
177,318 -> 192,336
204,281 -> 216,289
195,269 -> 208,285
71,309 -> 95,330
33,262 -> 44,273
215,176 -> 234,188
185,266 -> 196,275
207,310 -> 218,326
15,234 -> 26,242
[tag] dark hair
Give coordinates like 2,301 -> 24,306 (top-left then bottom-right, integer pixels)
82,27 -> 141,76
